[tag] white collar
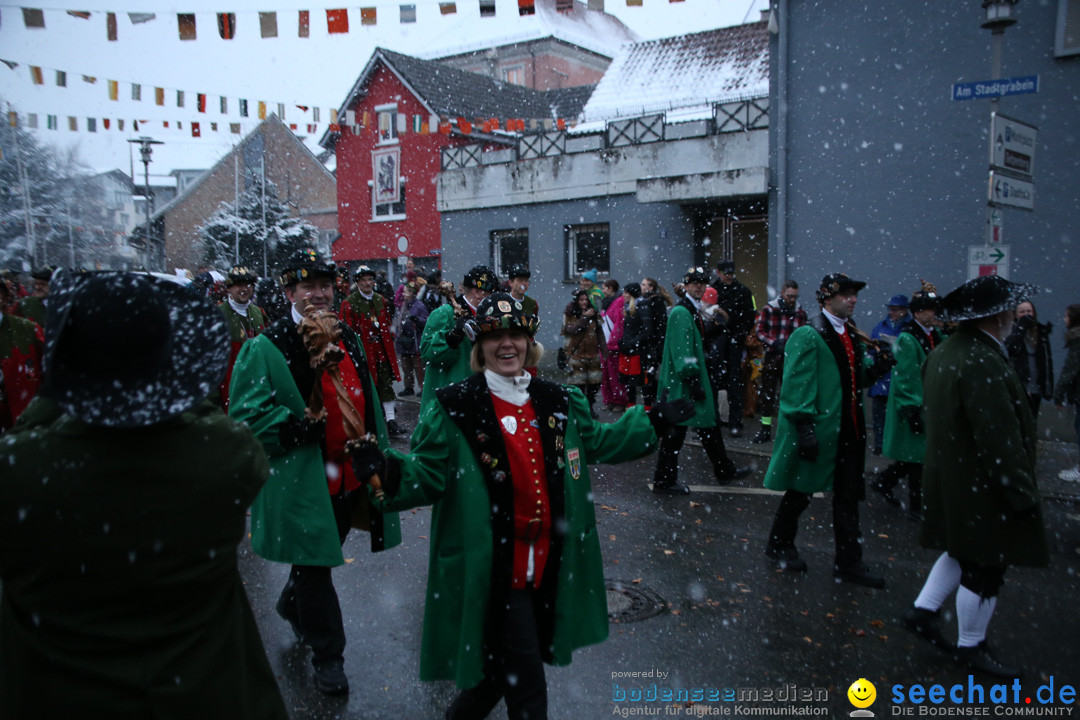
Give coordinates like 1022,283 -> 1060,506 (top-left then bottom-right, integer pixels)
684,294 -> 702,311
291,305 -> 305,324
359,290 -> 374,301
915,319 -> 934,335
980,329 -> 1008,357
228,297 -> 250,315
485,369 -> 531,406
822,309 -> 847,334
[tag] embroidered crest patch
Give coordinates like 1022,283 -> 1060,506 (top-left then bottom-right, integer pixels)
567,448 -> 581,479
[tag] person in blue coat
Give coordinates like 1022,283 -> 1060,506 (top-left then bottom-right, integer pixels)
868,294 -> 909,454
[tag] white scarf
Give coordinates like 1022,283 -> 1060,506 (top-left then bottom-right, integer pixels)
485,369 -> 531,406
227,297 -> 250,316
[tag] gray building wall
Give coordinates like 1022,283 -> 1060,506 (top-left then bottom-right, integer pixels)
441,195 -> 695,355
770,1 -> 1078,337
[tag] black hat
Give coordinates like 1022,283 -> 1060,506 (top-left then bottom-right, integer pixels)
355,264 -> 377,279
31,266 -> 56,281
908,290 -> 941,314
716,260 -> 736,274
45,271 -> 230,428
507,265 -> 531,280
623,282 -> 642,298
463,265 -> 498,292
226,265 -> 258,286
940,275 -> 1036,322
816,272 -> 867,303
278,248 -> 335,287
683,266 -> 709,284
464,292 -> 539,341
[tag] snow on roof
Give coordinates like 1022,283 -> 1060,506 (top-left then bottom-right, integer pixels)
424,0 -> 638,61
579,21 -> 769,124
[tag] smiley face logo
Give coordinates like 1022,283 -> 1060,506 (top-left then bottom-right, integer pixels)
847,678 -> 876,709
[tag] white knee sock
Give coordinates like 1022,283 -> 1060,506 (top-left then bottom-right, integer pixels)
914,553 -> 961,611
956,586 -> 997,648
382,401 -> 396,422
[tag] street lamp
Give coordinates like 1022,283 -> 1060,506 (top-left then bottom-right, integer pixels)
127,136 -> 163,268
981,0 -> 1018,32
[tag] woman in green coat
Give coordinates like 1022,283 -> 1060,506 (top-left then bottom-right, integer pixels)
902,276 -> 1048,679
358,293 -> 690,719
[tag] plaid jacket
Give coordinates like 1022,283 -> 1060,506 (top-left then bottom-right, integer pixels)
754,299 -> 808,353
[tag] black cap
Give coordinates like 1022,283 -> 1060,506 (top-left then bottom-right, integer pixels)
463,265 -> 498,292
816,273 -> 867,303
507,265 -> 531,280
355,264 -> 377,279
908,290 -> 941,314
683,266 -> 709,284
623,282 -> 641,298
226,265 -> 258,286
464,292 -> 539,341
716,260 -> 736,274
45,271 -> 229,428
31,266 -> 56,281
940,275 -> 1036,322
278,248 -> 335,287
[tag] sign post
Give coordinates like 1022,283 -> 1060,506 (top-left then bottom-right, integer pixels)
968,245 -> 1010,280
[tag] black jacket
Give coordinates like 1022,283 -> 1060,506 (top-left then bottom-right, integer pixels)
1005,319 -> 1054,399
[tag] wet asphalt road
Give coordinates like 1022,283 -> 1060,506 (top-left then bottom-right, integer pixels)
239,399 -> 1080,719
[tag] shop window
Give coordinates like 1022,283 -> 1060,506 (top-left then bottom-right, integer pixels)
565,223 -> 609,280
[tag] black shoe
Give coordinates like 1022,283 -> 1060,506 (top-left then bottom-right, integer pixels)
750,426 -> 772,444
765,545 -> 808,572
715,465 -> 753,484
902,607 -> 953,651
833,562 -> 885,589
275,594 -> 305,644
652,481 -> 690,496
398,388 -> 415,397
955,643 -> 1021,679
871,478 -> 901,507
386,419 -> 407,437
313,660 -> 350,695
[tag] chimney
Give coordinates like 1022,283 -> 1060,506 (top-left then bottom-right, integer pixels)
759,9 -> 770,23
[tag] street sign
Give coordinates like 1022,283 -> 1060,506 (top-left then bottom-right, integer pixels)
952,75 -> 1039,101
988,170 -> 1035,210
990,113 -> 1036,176
968,245 -> 1010,280
988,208 -> 1004,245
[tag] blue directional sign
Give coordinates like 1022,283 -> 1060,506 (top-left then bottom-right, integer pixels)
952,75 -> 1039,101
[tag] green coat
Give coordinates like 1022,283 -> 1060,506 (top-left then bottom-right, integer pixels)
882,325 -> 939,463
920,327 -> 1048,567
14,296 -> 45,326
418,301 -> 473,406
0,401 -> 287,719
229,317 -> 401,566
657,303 -> 717,427
763,318 -> 873,494
376,373 -> 658,689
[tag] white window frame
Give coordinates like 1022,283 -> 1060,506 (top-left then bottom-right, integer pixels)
502,64 -> 527,86
490,228 -> 529,278
371,146 -> 406,222
565,222 -> 610,281
375,103 -> 399,145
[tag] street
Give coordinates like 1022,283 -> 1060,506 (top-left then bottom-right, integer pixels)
241,399 -> 1080,719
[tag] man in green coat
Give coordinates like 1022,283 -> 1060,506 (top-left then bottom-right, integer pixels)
14,266 -> 52,327
762,273 -> 893,587
902,275 -> 1048,679
356,293 -> 691,719
652,266 -> 751,495
417,264 -> 498,406
872,288 -> 942,519
1,271 -> 287,719
229,248 -> 401,695
217,265 -> 266,411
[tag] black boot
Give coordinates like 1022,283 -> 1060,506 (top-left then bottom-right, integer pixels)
765,544 -> 807,572
955,642 -> 1022,679
902,606 -> 953,651
750,425 -> 772,444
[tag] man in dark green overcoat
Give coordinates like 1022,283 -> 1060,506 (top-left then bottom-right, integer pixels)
901,275 -> 1048,679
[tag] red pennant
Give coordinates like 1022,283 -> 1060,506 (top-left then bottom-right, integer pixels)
327,8 -> 349,34
192,122 -> 201,137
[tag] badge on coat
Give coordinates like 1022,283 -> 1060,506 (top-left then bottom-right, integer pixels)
501,415 -> 517,435
567,448 -> 581,479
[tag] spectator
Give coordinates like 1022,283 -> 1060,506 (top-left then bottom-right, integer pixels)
868,294 -> 910,454
1005,300 -> 1054,418
562,289 -> 604,418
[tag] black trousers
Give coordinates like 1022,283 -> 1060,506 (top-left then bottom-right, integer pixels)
767,434 -> 865,567
757,351 -> 784,418
278,488 -> 359,666
447,588 -> 547,720
876,460 -> 923,510
653,424 -> 735,486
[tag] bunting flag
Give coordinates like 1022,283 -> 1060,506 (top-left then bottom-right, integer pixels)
277,102 -> 285,118
83,75 -> 97,84
221,96 -> 228,113
107,12 -> 117,41
177,13 -> 196,41
259,12 -> 278,37
87,117 -> 96,132
327,8 -> 349,34
230,123 -> 241,134
129,13 -> 155,24
519,0 -> 536,16
361,7 -> 377,25
8,111 -> 17,127
177,90 -> 185,107
345,109 -> 356,126
458,117 -> 472,134
131,83 -> 141,100
330,109 -> 338,124
67,11 -> 91,20
102,118 -> 109,129
480,0 -> 496,17
217,13 -> 236,39
298,10 -> 310,37
30,66 -> 44,85
155,87 -> 165,105
258,101 -> 266,119
1,60 -> 18,70
28,113 -> 38,128
587,0 -> 604,9
626,0 -> 643,5
240,99 -> 248,117
556,0 -> 573,11
440,2 -> 457,14
313,107 -> 320,122
117,119 -> 124,130
68,116 -> 77,131
197,93 -> 207,112
192,122 -> 201,137
56,70 -> 67,87
47,115 -> 57,130
400,4 -> 416,23
23,9 -> 45,29
108,79 -> 118,100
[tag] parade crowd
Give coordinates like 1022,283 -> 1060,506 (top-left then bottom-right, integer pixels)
1,255 -> 1079,719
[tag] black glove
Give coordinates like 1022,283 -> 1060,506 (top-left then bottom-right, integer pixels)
278,414 -> 325,449
348,435 -> 388,488
648,389 -> 696,437
868,348 -> 896,383
905,406 -> 925,435
1014,315 -> 1035,333
795,420 -> 818,462
684,376 -> 706,401
445,314 -> 468,349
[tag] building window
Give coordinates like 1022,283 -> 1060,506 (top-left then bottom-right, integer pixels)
1056,0 -> 1080,57
565,223 -> 610,280
376,103 -> 399,144
502,65 -> 527,86
372,147 -> 405,220
491,228 -> 529,278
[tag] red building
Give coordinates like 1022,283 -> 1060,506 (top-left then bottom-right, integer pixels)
321,47 -> 597,280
